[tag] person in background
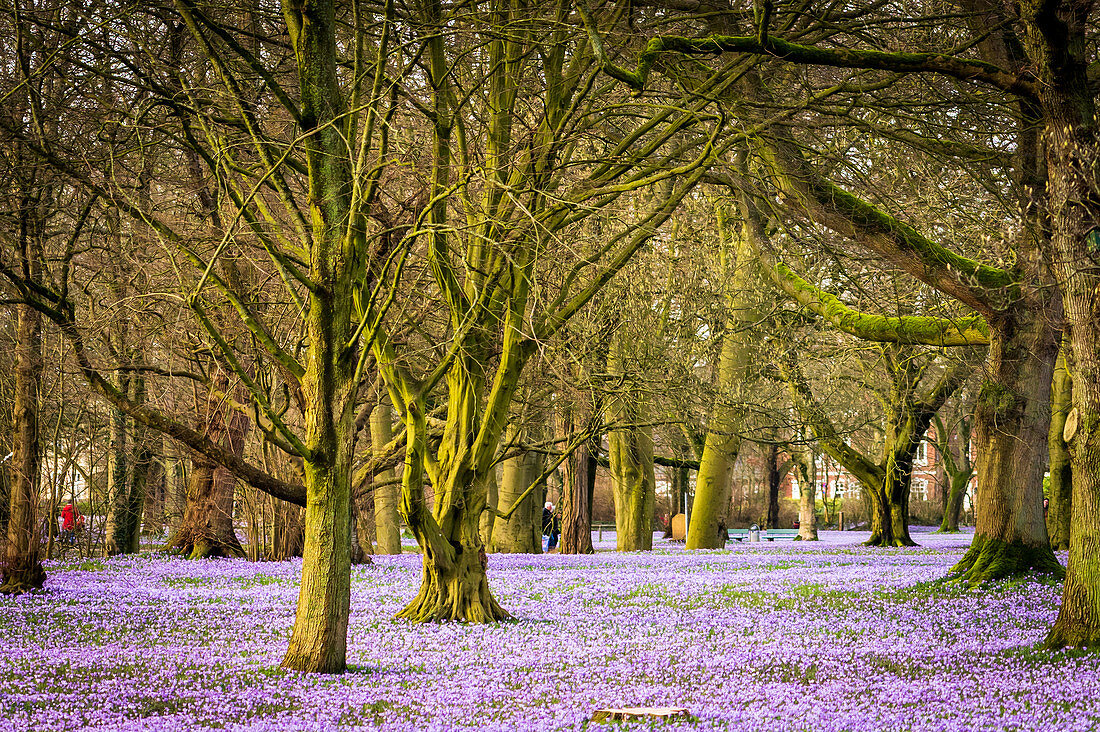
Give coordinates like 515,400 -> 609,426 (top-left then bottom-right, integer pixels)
61,503 -> 77,545
546,503 -> 561,553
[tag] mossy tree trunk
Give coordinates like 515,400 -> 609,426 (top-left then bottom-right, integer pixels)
607,332 -> 656,552
949,313 -> 1062,583
490,425 -> 543,553
371,400 -> 401,555
1047,344 -> 1072,550
1019,0 -> 1100,647
1,300 -> 45,594
687,206 -> 755,548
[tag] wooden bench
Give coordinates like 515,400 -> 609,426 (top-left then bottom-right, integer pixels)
765,528 -> 800,541
727,529 -> 751,542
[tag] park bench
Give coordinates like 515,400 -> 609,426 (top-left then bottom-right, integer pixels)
765,529 -> 800,541
727,529 -> 751,542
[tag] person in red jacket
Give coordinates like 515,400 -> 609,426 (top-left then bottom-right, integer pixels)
61,503 -> 82,545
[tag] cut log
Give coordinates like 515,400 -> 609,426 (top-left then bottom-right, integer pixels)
591,707 -> 691,722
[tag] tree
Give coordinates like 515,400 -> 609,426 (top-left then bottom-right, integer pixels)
582,0 -> 1062,581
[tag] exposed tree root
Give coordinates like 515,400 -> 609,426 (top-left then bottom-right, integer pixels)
397,548 -> 512,623
0,562 -> 46,595
947,534 -> 1064,585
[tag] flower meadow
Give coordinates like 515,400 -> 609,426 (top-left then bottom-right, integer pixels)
1,529 -> 1094,732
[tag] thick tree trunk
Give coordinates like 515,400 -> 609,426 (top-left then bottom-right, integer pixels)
865,454 -> 917,547
557,398 -> 595,554
371,401 -> 401,554
168,381 -> 248,559
490,426 -> 543,553
950,317 -> 1061,583
1,302 -> 45,594
560,440 -> 596,554
1032,8 -> 1100,644
1048,346 -> 1072,550
398,503 -> 508,622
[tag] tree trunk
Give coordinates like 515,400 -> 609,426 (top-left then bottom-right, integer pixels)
557,397 -> 595,554
939,471 -> 970,533
1027,4 -> 1100,644
765,442 -> 781,529
1047,345 -> 1072,550
371,400 -> 401,554
560,439 -> 596,554
350,484 -> 374,565
479,469 -> 497,548
167,380 -> 248,560
490,426 -> 543,553
937,418 -> 972,534
792,447 -> 818,541
1,301 -> 45,594
102,393 -> 132,555
950,316 -> 1061,584
688,206 -> 752,548
607,332 -> 655,552
141,433 -> 166,537
398,502 -> 507,622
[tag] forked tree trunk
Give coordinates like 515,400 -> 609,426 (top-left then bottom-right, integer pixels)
950,317 -> 1062,584
936,418 -> 972,534
939,471 -> 971,533
1,302 -> 45,594
371,401 -> 401,554
168,382 -> 248,559
1047,347 -> 1072,550
399,503 -> 508,622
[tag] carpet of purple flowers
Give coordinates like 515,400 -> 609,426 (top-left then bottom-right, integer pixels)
0,528 -> 1092,732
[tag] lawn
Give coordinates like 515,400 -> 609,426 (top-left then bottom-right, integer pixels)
0,529 -> 1090,732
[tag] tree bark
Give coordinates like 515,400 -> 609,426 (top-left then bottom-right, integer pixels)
490,425 -> 543,553
765,442 -> 781,529
1047,344 -> 1072,550
792,446 -> 818,540
950,315 -> 1061,583
607,334 -> 655,551
687,206 -> 752,548
167,377 -> 247,560
371,400 -> 401,554
1,301 -> 45,594
559,402 -> 596,554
